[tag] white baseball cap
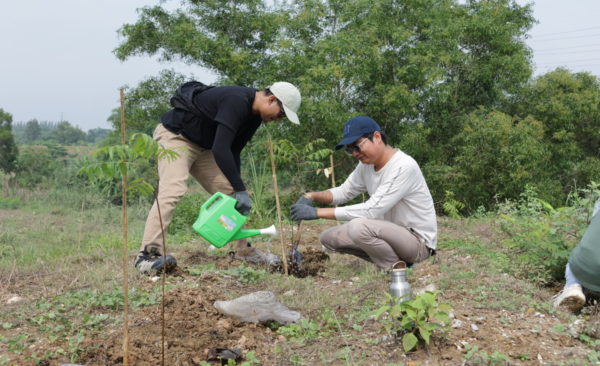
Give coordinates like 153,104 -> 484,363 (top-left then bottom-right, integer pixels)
269,82 -> 301,124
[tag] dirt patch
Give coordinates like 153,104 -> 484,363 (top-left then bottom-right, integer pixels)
80,284 -> 278,365
3,219 -> 599,365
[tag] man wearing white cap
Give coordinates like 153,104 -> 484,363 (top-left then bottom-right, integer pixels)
135,81 -> 301,274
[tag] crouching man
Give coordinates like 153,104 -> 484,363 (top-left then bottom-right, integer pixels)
290,116 -> 437,270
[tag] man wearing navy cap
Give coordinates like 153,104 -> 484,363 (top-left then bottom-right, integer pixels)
290,116 -> 437,270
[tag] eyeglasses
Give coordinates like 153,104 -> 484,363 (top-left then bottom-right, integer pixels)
276,99 -> 286,119
344,138 -> 369,155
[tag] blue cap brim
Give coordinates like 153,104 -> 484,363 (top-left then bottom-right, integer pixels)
335,135 -> 363,150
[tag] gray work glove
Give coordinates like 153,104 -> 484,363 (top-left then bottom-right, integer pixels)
233,191 -> 252,215
295,195 -> 313,207
291,203 -> 317,222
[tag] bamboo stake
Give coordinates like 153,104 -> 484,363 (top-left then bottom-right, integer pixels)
267,137 -> 288,275
156,187 -> 167,366
329,154 -> 336,188
119,88 -> 129,366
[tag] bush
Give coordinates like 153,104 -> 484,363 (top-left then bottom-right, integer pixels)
168,192 -> 209,235
0,196 -> 21,209
15,146 -> 58,188
497,184 -> 599,285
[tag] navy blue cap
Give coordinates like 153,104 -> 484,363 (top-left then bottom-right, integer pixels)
335,116 -> 382,150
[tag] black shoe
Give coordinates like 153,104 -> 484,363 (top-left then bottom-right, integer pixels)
134,248 -> 177,275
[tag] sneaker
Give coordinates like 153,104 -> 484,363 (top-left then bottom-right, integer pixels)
134,248 -> 177,275
552,284 -> 586,311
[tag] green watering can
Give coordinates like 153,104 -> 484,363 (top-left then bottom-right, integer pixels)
192,192 -> 277,248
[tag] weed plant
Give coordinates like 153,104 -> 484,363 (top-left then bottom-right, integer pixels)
374,291 -> 452,352
497,183 -> 599,285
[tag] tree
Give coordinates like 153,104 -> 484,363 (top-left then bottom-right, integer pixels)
451,109 -> 557,209
0,108 -> 18,173
114,0 -> 539,208
24,119 -> 41,143
507,68 -> 600,193
114,0 -> 534,163
86,128 -> 111,144
50,121 -> 87,145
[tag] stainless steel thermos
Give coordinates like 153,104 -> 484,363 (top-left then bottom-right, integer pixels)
389,267 -> 412,302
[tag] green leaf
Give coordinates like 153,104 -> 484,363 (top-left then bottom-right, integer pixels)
419,327 -> 431,344
402,333 -> 418,352
373,305 -> 390,319
433,312 -> 450,324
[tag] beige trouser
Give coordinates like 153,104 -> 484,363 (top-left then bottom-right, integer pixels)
140,124 -> 234,254
320,217 -> 431,270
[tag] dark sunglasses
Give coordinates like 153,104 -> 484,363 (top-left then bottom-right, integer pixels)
276,99 -> 286,119
344,138 -> 369,155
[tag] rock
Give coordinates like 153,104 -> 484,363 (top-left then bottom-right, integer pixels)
7,295 -> 24,304
567,319 -> 586,338
470,324 -> 479,332
414,284 -> 438,295
283,290 -> 296,296
233,245 -> 280,265
216,319 -> 233,331
150,276 -> 160,282
451,319 -> 463,328
214,291 -> 302,324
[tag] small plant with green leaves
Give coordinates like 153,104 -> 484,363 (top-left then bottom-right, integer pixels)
463,343 -> 511,365
245,152 -> 276,228
443,190 -> 465,218
374,291 -> 452,352
79,132 -> 178,199
224,265 -> 267,284
277,308 -> 338,345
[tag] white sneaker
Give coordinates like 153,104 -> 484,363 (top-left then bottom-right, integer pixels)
552,284 -> 586,311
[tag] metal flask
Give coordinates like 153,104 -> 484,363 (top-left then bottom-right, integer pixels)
389,268 -> 412,302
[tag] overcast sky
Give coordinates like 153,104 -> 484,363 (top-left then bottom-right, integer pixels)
1,0 -> 599,131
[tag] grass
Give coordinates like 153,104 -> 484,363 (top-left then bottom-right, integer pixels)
2,188 -> 600,365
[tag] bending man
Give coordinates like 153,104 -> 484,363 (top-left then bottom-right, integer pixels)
136,81 -> 301,274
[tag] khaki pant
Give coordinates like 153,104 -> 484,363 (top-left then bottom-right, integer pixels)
140,124 -> 234,254
320,217 -> 431,270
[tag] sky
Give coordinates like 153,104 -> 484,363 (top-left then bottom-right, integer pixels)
1,0 -> 599,132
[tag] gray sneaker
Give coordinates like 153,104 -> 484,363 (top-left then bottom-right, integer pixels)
134,248 -> 177,275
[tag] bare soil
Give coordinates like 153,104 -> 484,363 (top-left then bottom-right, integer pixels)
2,219 -> 599,365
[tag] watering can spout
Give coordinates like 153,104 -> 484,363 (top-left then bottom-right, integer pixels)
231,224 -> 277,241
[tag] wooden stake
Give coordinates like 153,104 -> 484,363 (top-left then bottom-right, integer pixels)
119,88 -> 129,366
329,154 -> 336,188
156,187 -> 167,366
267,137 -> 288,275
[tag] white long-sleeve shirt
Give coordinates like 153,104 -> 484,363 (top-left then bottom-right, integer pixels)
330,149 -> 438,249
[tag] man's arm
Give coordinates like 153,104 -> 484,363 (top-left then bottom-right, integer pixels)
302,191 -> 336,219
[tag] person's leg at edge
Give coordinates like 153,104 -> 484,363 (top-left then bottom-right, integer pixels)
553,262 -> 586,310
346,217 -> 430,270
135,125 -> 196,273
565,263 -> 581,288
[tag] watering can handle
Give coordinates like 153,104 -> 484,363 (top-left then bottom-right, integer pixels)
200,192 -> 224,214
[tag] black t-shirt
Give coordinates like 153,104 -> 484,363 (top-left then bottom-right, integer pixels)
160,86 -> 262,191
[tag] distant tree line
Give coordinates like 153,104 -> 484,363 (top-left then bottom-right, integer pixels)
12,120 -> 110,145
